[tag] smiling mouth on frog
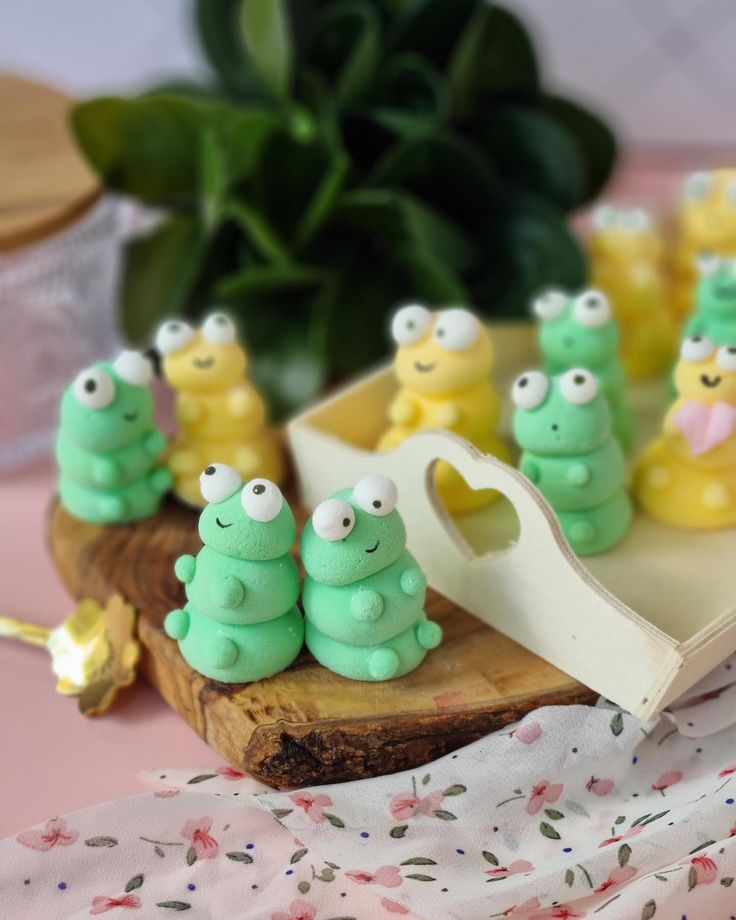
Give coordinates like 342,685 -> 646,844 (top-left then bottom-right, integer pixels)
216,517 -> 233,529
413,361 -> 436,373
700,374 -> 722,388
123,411 -> 139,422
193,356 -> 216,369
365,541 -> 380,554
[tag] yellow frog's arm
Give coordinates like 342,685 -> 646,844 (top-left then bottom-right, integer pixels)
178,394 -> 203,425
388,392 -> 419,426
434,401 -> 461,430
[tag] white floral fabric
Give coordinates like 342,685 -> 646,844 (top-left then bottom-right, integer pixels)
5,656 -> 736,920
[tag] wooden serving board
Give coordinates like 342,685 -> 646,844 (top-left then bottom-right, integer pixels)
48,495 -> 595,788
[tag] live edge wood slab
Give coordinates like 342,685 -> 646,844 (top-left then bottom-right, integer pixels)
48,496 -> 595,788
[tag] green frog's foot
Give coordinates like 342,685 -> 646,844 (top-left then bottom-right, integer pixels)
209,637 -> 238,670
415,619 -> 442,650
369,647 -> 400,680
351,588 -> 383,622
98,494 -> 126,520
165,608 -> 190,640
568,519 -> 596,547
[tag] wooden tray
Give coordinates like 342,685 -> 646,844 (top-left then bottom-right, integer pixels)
48,496 -> 594,788
289,323 -> 736,720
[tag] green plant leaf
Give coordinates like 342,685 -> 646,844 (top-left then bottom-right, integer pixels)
307,1 -> 381,107
201,129 -> 227,229
224,201 -> 290,263
449,5 -> 539,118
295,151 -> 351,247
389,0 -> 479,67
217,263 -> 327,299
195,0 -> 265,99
475,192 -> 586,318
544,94 -> 618,202
239,0 -> 293,98
475,107 -> 586,211
71,96 -> 279,205
121,216 -> 207,342
374,52 -> 451,123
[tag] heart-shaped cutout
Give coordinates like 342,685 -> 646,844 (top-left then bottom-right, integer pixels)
428,457 -> 521,559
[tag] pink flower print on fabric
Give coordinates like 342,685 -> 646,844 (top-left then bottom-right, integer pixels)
346,866 -> 402,888
180,817 -> 219,859
16,817 -> 79,852
272,900 -> 317,920
381,897 -> 410,913
530,905 -> 586,919
527,781 -> 563,815
502,897 -> 542,915
216,765 -> 247,780
683,854 -> 718,885
594,864 -> 637,892
90,894 -> 141,914
486,859 -> 534,879
510,721 -> 542,744
290,792 -> 334,823
586,776 -> 614,796
390,790 -> 444,821
599,823 -> 645,848
651,770 -> 682,794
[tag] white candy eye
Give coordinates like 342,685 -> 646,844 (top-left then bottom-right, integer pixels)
697,252 -> 721,277
592,205 -> 617,231
573,290 -> 611,328
202,312 -> 237,345
113,350 -> 152,387
624,208 -> 650,232
155,319 -> 195,355
532,289 -> 568,321
200,463 -> 241,504
717,345 -> 736,372
241,478 -> 283,522
511,371 -> 549,410
681,336 -> 715,363
433,308 -> 480,351
559,368 -> 599,405
352,475 -> 397,517
312,498 -> 355,542
391,304 -> 432,346
685,172 -> 712,202
73,367 -> 115,409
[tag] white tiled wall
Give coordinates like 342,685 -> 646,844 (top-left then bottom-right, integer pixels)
1,0 -> 735,149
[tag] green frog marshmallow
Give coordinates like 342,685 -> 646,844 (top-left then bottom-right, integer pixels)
533,288 -> 635,453
685,253 -> 736,344
165,464 -> 303,683
56,351 -> 171,524
512,368 -> 632,555
301,475 -> 442,681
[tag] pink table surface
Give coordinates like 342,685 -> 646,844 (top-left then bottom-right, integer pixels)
0,460 -> 223,839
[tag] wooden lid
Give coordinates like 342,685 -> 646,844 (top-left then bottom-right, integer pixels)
0,74 -> 101,252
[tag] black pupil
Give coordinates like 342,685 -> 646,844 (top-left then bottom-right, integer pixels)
372,500 -> 381,508
342,517 -> 350,527
169,323 -> 179,331
574,374 -> 586,385
519,377 -> 528,388
729,348 -> 736,354
693,337 -> 701,342
437,328 -> 445,337
84,379 -> 97,393
217,316 -> 226,324
586,297 -> 598,308
253,484 -> 266,495
407,320 -> 415,329
204,466 -> 215,476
